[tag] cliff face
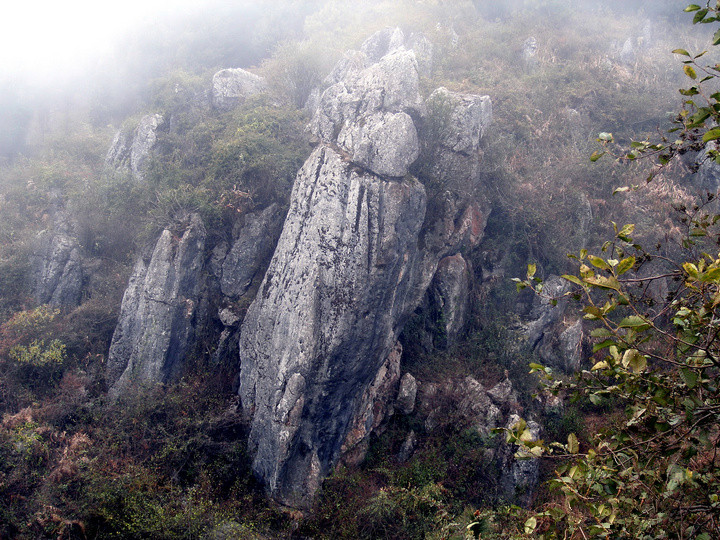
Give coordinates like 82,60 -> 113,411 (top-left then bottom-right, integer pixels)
237,28 -> 493,508
238,147 -> 429,507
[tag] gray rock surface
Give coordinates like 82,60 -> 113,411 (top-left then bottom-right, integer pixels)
220,204 -> 285,298
397,430 -> 417,463
421,87 -> 492,193
429,253 -> 472,348
30,229 -> 82,309
107,214 -> 206,396
559,319 -> 584,372
524,275 -> 571,347
309,46 -> 423,177
336,110 -> 419,177
620,37 -> 635,65
420,377 -> 502,436
105,114 -> 164,182
396,372 -> 417,415
360,27 -> 405,62
212,68 -> 267,111
341,341 -> 402,466
237,146 -> 430,508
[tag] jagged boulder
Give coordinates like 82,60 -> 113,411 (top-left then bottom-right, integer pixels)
360,27 -> 406,62
524,274 -> 585,372
396,372 -> 417,415
237,146 -> 429,508
429,253 -> 472,349
105,114 -> 164,182
211,68 -> 266,111
220,204 -> 285,298
309,46 -> 423,177
421,87 -> 492,192
30,230 -> 82,309
107,214 -> 206,396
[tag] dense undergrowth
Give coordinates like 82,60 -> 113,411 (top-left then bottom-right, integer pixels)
0,0 -> 710,537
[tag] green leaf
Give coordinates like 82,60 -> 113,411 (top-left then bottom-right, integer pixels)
684,4 -> 701,12
567,433 -> 579,454
693,8 -> 709,23
593,339 -> 616,353
618,315 -> 649,328
590,328 -> 613,338
622,349 -> 647,373
524,517 -> 537,534
681,367 -> 699,389
598,132 -> 614,142
583,274 -> 621,291
703,127 -> 720,142
684,65 -> 698,79
590,150 -> 605,162
616,256 -> 635,275
588,255 -> 611,271
527,263 -> 537,279
683,262 -> 700,279
561,274 -> 583,286
672,48 -> 691,56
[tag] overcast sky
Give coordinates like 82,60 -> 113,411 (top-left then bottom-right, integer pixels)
0,0 -> 209,82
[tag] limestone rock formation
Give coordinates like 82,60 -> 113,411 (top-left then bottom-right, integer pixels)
360,27 -> 406,62
238,29 -> 492,509
105,114 -> 164,182
309,42 -> 423,178
341,341 -> 402,466
396,372 -> 417,415
237,146 -> 428,508
429,253 -> 472,349
211,68 -> 267,111
525,274 -> 585,372
220,204 -> 285,298
30,229 -> 82,309
421,87 -> 492,192
522,37 -> 538,72
107,214 -> 206,396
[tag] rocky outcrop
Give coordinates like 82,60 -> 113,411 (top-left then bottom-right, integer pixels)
429,253 -> 472,349
220,204 -> 285,298
238,29 -> 492,508
524,275 -> 585,372
212,68 -> 267,111
30,206 -> 83,310
396,373 -> 417,415
420,87 -> 492,194
105,114 -> 164,182
30,229 -> 82,309
237,146 -> 428,508
107,214 -> 206,396
522,37 -> 538,72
